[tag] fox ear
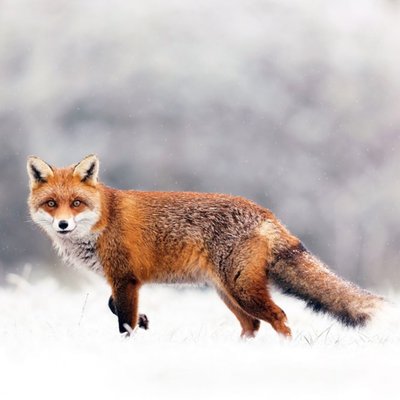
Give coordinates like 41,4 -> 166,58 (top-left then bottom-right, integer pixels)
27,156 -> 54,187
73,154 -> 99,184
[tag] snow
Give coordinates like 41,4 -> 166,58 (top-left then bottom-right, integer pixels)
1,273 -> 400,400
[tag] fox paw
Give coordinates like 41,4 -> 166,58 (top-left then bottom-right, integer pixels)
138,314 -> 149,330
108,296 -> 149,330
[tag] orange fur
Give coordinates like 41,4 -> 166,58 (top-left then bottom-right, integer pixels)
27,155 -> 384,338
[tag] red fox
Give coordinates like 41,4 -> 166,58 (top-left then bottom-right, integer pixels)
27,154 -> 384,338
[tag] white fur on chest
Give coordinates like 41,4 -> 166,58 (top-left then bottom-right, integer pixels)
53,234 -> 103,273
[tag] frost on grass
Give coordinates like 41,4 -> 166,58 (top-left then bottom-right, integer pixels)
0,273 -> 399,400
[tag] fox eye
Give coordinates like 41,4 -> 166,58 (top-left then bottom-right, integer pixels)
47,200 -> 56,208
72,200 -> 81,207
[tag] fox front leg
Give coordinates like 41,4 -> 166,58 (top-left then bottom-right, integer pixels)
108,295 -> 149,330
112,281 -> 139,334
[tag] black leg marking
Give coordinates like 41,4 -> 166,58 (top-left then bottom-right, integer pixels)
138,314 -> 149,330
108,295 -> 117,315
108,295 -> 149,330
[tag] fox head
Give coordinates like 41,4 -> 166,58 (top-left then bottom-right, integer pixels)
27,154 -> 102,239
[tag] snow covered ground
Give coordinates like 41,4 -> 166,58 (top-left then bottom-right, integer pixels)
1,271 -> 399,400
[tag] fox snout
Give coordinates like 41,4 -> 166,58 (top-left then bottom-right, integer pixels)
53,217 -> 77,234
30,202 -> 100,239
58,220 -> 69,230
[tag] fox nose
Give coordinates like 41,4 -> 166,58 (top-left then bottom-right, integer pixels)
58,220 -> 69,230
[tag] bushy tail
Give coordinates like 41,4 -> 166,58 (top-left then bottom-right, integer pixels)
269,244 -> 384,327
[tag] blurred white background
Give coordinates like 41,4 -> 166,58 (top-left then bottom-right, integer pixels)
2,3 -> 400,400
1,0 -> 400,289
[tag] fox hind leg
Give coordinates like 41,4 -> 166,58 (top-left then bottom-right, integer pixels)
216,288 -> 260,338
222,242 -> 291,338
229,273 -> 291,337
